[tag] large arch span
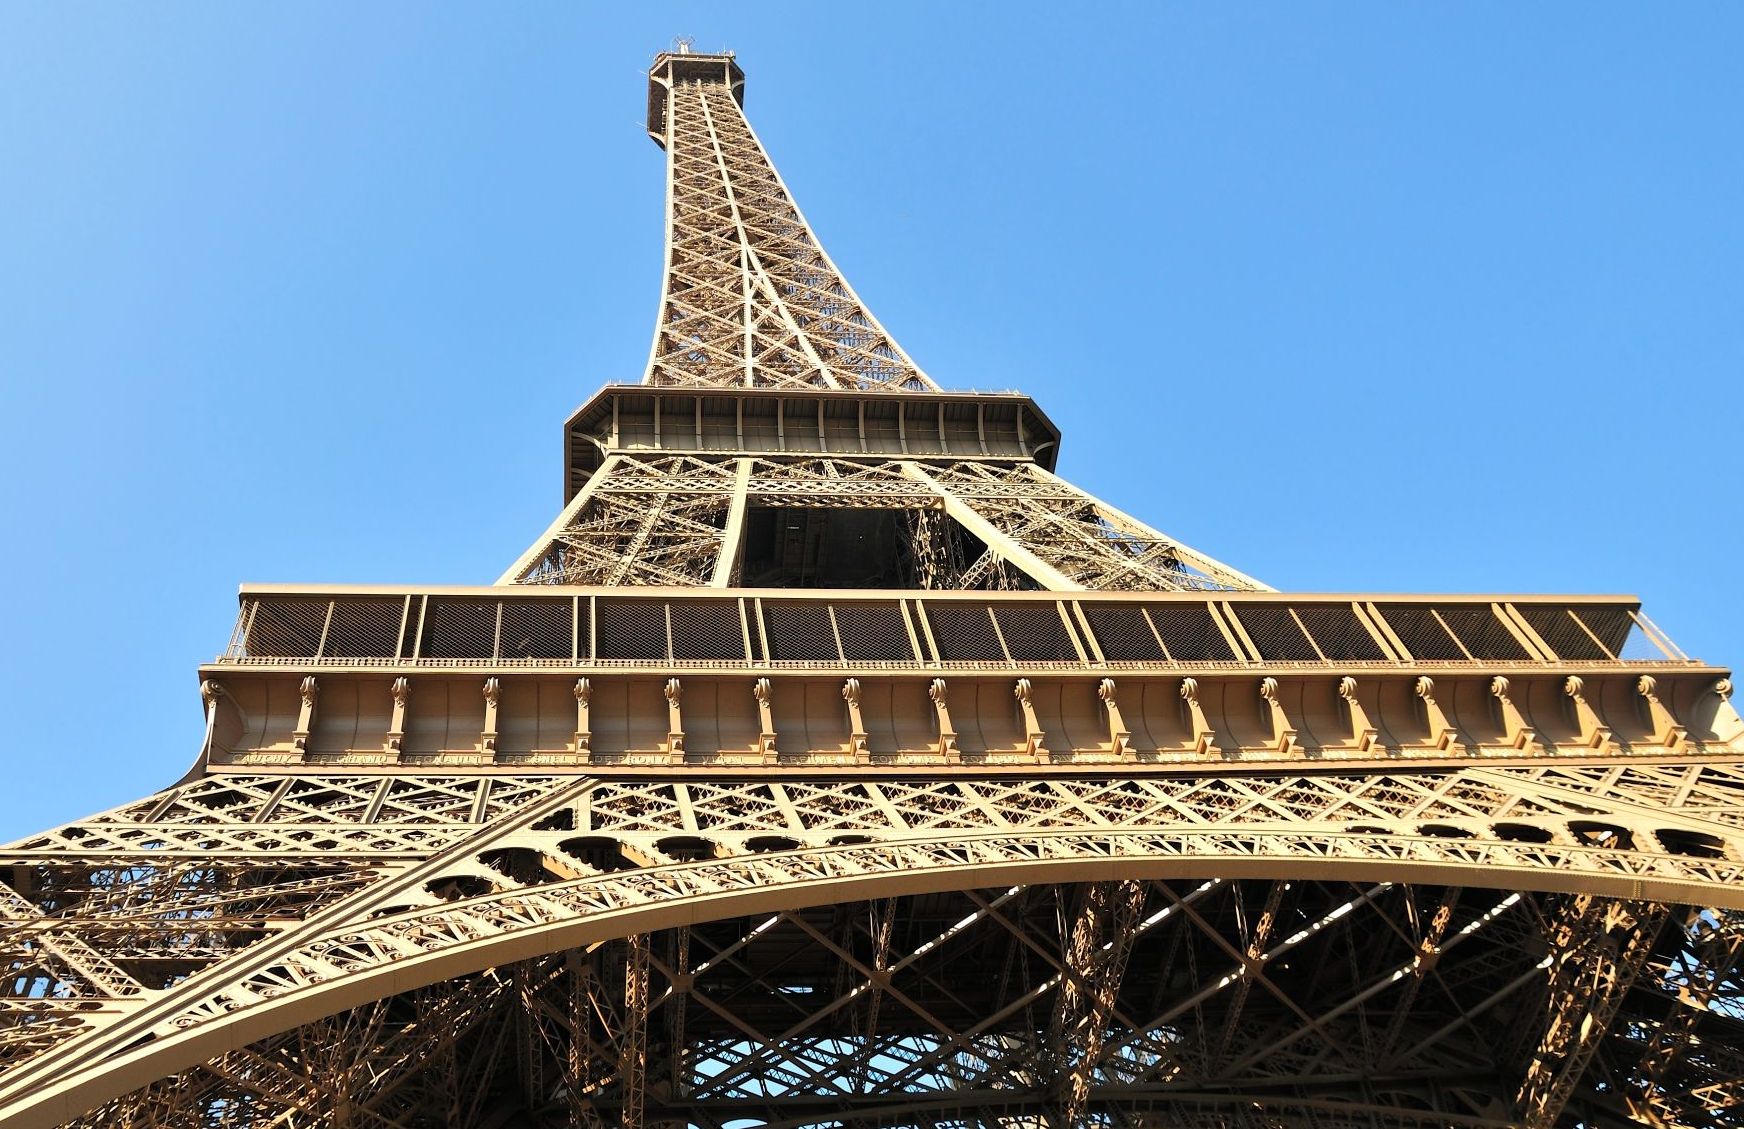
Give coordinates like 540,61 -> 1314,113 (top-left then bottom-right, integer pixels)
7,819 -> 1744,1128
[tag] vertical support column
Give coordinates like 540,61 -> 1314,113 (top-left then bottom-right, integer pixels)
386,677 -> 409,758
1014,678 -> 1049,763
843,678 -> 870,764
666,927 -> 692,1112
199,679 -> 225,762
752,677 -> 778,763
1052,880 -> 1145,1128
1515,897 -> 1668,1129
564,947 -> 610,1129
1213,879 -> 1287,1069
480,678 -> 501,757
928,678 -> 959,761
622,934 -> 650,1129
513,961 -> 545,1113
291,676 -> 318,756
663,678 -> 685,764
855,898 -> 897,1092
573,679 -> 593,761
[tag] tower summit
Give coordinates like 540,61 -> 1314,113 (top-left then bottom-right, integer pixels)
2,50 -> 1741,1129
505,48 -> 1266,592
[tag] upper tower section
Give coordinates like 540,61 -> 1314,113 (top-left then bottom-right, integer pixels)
640,47 -> 939,392
646,49 -> 744,144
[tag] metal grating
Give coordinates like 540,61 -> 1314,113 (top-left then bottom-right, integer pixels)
762,603 -> 838,662
1081,604 -> 1166,662
1295,605 -> 1387,662
1148,604 -> 1236,662
1377,605 -> 1468,661
420,600 -> 499,660
1569,606 -> 1636,658
217,593 -> 1672,669
595,600 -> 667,662
242,598 -> 329,658
1517,606 -> 1609,662
1605,611 -> 1678,662
925,604 -> 1006,663
833,604 -> 914,662
321,599 -> 404,659
992,605 -> 1078,663
499,600 -> 574,661
1231,606 -> 1320,662
1440,607 -> 1532,661
670,601 -> 747,661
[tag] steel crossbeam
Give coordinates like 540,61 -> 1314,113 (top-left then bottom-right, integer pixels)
4,43 -> 1742,1129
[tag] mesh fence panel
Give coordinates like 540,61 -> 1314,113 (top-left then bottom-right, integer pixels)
1231,606 -> 1321,662
1376,605 -> 1467,661
1569,610 -> 1632,652
926,604 -> 1006,662
1295,605 -> 1387,662
1516,606 -> 1608,661
1440,607 -> 1532,661
1608,612 -> 1673,661
595,600 -> 668,661
1082,604 -> 1167,662
499,600 -> 574,661
992,605 -> 1078,662
421,600 -> 500,660
322,599 -> 405,659
670,601 -> 747,661
243,598 -> 329,658
1148,604 -> 1237,661
763,603 -> 839,662
834,604 -> 915,662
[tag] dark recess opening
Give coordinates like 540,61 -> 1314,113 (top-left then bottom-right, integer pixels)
737,505 -> 1036,590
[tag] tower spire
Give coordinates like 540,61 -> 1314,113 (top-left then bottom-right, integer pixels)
644,50 -> 938,392
499,53 -> 1265,591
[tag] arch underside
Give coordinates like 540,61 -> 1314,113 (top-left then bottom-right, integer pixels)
62,878 -> 1743,1129
7,765 -> 1744,1127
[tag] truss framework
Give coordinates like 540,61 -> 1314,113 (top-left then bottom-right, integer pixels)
4,45 -> 1741,1129
6,762 -> 1744,1125
505,455 -> 1268,592
643,55 -> 935,392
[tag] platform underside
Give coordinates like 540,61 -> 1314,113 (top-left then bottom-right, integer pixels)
6,763 -> 1744,1128
57,880 -> 1743,1129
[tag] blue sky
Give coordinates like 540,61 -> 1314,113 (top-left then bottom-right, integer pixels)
2,5 -> 1739,838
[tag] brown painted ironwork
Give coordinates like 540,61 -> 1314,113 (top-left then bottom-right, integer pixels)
3,44 -> 1741,1129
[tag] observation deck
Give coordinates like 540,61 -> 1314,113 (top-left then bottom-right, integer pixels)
199,586 -> 1738,773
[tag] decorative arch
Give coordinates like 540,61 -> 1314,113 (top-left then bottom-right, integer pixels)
9,824 -> 1743,1128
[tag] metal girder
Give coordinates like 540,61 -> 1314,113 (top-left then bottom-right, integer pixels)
6,763 -> 1744,1125
1514,897 -> 1671,1128
642,61 -> 935,392
29,878 -> 1669,1128
8,44 -> 1743,1129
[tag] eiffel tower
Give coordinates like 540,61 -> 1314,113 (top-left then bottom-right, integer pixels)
4,46 -> 1742,1129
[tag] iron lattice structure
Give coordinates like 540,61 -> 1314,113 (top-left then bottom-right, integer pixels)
4,47 -> 1743,1129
